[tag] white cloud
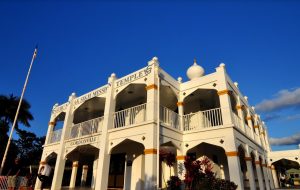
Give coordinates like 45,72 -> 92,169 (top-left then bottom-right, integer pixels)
256,88 -> 300,113
270,133 -> 300,146
286,113 -> 300,121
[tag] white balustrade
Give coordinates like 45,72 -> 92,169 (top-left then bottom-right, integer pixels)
183,108 -> 223,131
160,106 -> 180,130
232,112 -> 242,129
114,103 -> 147,128
48,129 -> 62,144
69,116 -> 104,139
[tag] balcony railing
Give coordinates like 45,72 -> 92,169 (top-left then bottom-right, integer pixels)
160,106 -> 180,130
48,129 -> 62,144
183,108 -> 223,131
69,116 -> 104,139
114,103 -> 147,128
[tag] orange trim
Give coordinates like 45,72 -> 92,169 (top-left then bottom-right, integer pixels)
48,121 -> 56,126
226,151 -> 238,157
72,163 -> 79,167
268,166 -> 272,169
236,105 -> 244,110
261,164 -> 267,167
217,90 -> 230,96
176,155 -> 186,160
260,132 -> 265,136
83,165 -> 89,169
255,161 -> 261,165
246,116 -> 252,120
145,84 -> 158,90
40,161 -> 46,165
177,102 -> 184,106
244,157 -> 252,161
144,148 -> 157,154
253,125 -> 259,129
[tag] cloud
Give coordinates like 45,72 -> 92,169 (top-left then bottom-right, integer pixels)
285,113 -> 300,121
262,114 -> 281,121
270,133 -> 300,146
256,88 -> 300,113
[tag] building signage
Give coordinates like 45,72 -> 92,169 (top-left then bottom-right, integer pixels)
52,102 -> 69,114
69,136 -> 97,146
116,66 -> 152,88
74,86 -> 108,105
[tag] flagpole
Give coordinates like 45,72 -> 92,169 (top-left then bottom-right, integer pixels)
0,46 -> 38,175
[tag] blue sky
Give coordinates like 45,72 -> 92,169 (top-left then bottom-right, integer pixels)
0,0 -> 300,151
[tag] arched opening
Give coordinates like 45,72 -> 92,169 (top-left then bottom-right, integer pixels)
65,145 -> 100,189
109,139 -> 145,190
250,152 -> 259,189
183,89 -> 221,130
187,143 -> 229,180
114,84 -> 147,128
49,112 -> 65,144
159,141 -> 178,188
70,97 -> 105,139
160,85 -> 179,129
272,158 -> 300,187
41,152 -> 57,189
238,145 -> 247,189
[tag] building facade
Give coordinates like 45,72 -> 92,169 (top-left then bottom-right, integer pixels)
35,57 -> 276,190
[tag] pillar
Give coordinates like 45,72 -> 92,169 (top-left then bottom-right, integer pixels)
262,163 -> 270,190
226,151 -> 243,190
255,160 -> 265,190
69,161 -> 78,188
216,63 -> 234,126
34,159 -> 46,189
271,165 -> 279,188
91,156 -> 98,188
236,103 -> 246,132
244,157 -> 256,190
51,93 -> 76,190
245,109 -> 254,139
81,165 -> 88,186
94,73 -> 116,190
44,104 -> 59,144
124,154 -> 133,190
177,101 -> 184,131
144,149 -> 158,189
176,155 -> 185,180
268,166 -> 275,189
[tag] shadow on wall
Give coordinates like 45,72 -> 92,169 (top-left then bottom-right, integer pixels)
136,175 -> 157,190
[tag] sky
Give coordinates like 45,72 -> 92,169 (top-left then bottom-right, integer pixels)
0,0 -> 300,151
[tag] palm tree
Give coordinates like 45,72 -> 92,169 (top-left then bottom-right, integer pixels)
0,94 -> 34,169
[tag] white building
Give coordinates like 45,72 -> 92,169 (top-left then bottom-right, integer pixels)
35,57 -> 277,190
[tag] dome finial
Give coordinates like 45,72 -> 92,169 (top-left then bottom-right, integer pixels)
187,58 -> 205,80
194,58 -> 197,65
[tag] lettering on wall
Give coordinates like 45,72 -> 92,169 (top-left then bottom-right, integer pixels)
52,102 -> 69,114
116,66 -> 152,88
74,86 -> 108,105
69,136 -> 97,146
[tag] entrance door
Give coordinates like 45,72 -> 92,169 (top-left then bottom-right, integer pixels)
108,153 -> 126,188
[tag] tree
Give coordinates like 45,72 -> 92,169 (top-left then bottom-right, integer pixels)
0,94 -> 34,172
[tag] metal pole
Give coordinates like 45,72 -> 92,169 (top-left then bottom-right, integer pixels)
0,46 -> 37,175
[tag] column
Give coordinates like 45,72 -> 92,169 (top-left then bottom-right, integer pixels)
81,165 -> 88,186
236,103 -> 246,132
244,156 -> 256,190
44,104 -> 59,144
268,166 -> 275,189
94,73 -> 116,190
177,101 -> 184,131
271,165 -> 279,188
69,161 -> 78,188
216,63 -> 234,125
226,151 -> 243,190
253,115 -> 262,145
91,157 -> 98,188
176,155 -> 186,180
51,93 -> 76,190
255,160 -> 265,190
246,109 -> 255,139
124,154 -> 133,190
144,149 -> 158,189
34,159 -> 46,189
262,162 -> 270,190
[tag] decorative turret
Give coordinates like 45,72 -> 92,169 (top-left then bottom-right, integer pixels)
186,59 -> 205,80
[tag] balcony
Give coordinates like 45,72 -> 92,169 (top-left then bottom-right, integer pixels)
48,129 -> 62,144
69,116 -> 104,139
113,103 -> 147,128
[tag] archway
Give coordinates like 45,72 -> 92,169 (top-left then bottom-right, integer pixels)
250,152 -> 259,189
187,142 -> 229,180
109,139 -> 145,190
238,145 -> 247,189
49,112 -> 65,144
272,158 -> 300,187
114,84 -> 147,128
65,145 -> 100,189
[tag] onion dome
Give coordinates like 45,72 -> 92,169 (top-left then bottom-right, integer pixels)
186,59 -> 205,80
